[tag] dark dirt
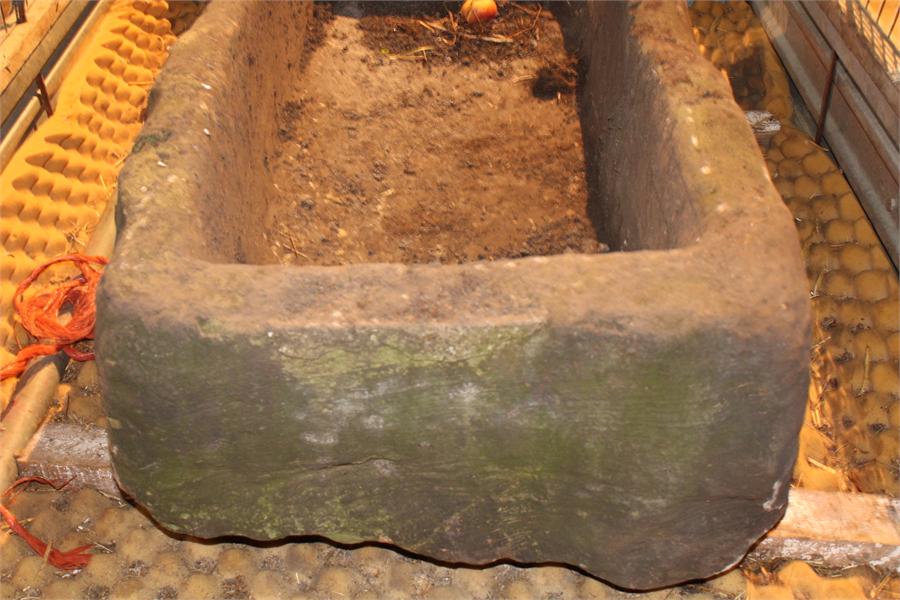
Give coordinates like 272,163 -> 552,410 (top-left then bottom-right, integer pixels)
162,1 -> 207,36
83,584 -> 111,600
266,2 -> 604,265
221,576 -> 250,600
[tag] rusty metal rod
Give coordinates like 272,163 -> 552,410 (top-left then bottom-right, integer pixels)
815,51 -> 839,146
0,1 -> 111,170
34,73 -> 53,118
12,0 -> 25,23
877,0 -> 888,23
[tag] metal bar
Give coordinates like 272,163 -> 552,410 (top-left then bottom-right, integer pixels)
791,2 -> 898,173
876,0 -> 888,23
815,50 -> 839,145
0,1 -> 85,122
33,72 -> 53,117
13,0 -> 25,23
800,1 -> 898,143
889,5 -> 899,37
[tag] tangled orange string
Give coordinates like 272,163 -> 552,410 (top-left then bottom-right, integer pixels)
0,254 -> 108,381
0,476 -> 93,570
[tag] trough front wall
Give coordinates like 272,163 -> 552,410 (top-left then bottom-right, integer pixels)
99,271 -> 796,589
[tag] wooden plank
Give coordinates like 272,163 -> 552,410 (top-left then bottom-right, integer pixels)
747,488 -> 900,570
750,536 -> 900,571
0,0 -> 110,170
15,421 -> 118,497
772,488 -> 900,545
14,422 -> 900,571
1,0 -> 71,89
0,0 -> 89,123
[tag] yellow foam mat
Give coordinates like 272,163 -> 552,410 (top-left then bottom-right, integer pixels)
691,0 -> 793,122
770,125 -> 899,496
0,0 -> 176,409
0,486 -> 896,600
746,561 -> 894,600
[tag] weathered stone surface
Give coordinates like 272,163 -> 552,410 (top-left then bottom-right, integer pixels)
96,0 -> 811,590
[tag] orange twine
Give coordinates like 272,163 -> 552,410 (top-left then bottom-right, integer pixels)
0,254 -> 108,381
0,476 -> 93,570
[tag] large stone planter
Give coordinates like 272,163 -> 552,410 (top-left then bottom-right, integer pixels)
96,0 -> 810,589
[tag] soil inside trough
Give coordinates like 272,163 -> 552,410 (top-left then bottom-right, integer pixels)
265,2 -> 605,266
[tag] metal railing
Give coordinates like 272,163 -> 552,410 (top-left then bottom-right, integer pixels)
863,0 -> 900,39
850,0 -> 900,79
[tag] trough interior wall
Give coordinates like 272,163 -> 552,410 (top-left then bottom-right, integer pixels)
560,2 -> 703,252
197,1 -> 706,261
194,1 -> 312,264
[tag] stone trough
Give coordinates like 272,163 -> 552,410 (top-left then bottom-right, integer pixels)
96,0 -> 810,590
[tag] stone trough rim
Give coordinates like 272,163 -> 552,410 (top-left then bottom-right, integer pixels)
111,1 -> 797,283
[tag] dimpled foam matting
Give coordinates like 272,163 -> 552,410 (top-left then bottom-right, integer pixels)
1,0 -> 176,408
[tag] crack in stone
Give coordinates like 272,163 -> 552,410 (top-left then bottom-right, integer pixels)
309,456 -> 396,472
